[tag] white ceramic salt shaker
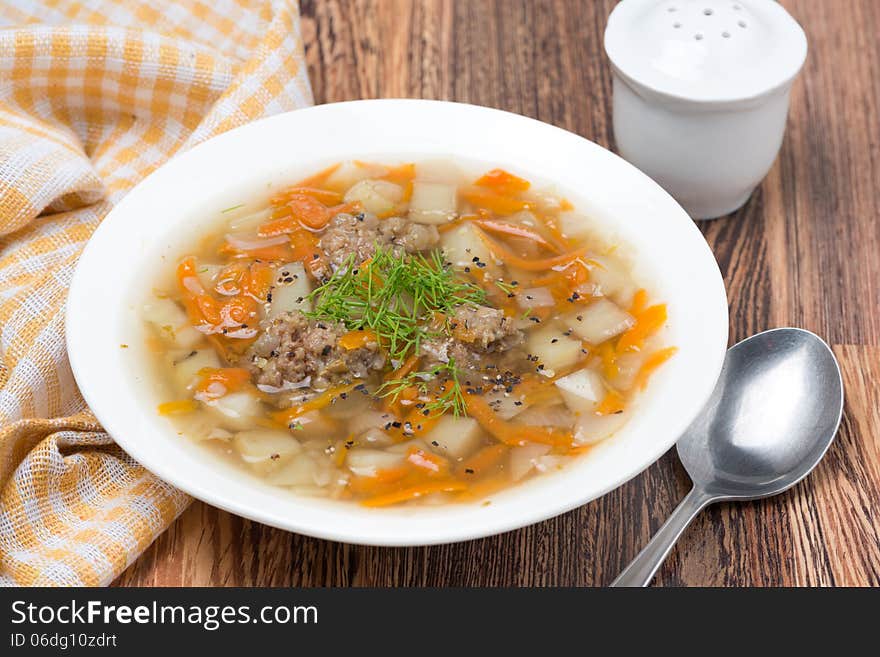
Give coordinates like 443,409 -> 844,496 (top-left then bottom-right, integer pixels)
604,0 -> 807,219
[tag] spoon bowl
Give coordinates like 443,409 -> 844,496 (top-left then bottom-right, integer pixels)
612,328 -> 844,586
678,328 -> 843,500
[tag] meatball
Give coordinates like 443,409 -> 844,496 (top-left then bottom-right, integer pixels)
318,212 -> 439,273
420,304 -> 524,370
245,310 -> 385,390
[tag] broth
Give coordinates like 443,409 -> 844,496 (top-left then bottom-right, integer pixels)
144,160 -> 674,506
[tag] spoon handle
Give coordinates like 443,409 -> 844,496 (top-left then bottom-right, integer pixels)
610,487 -> 715,587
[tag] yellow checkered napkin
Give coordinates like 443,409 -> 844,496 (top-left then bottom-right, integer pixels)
0,0 -> 313,586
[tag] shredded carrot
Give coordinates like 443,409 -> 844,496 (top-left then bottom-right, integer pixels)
218,239 -> 294,261
274,186 -> 343,206
406,447 -> 449,474
477,230 -> 588,272
617,303 -> 668,352
157,400 -> 198,415
285,193 -> 333,230
194,367 -> 251,400
338,329 -> 377,350
271,382 -> 358,424
473,219 -> 558,251
381,162 -> 416,187
465,395 -> 573,446
474,169 -> 531,195
293,162 -> 340,188
385,353 -> 420,381
595,389 -> 626,416
455,443 -> 509,477
361,480 -> 467,507
532,211 -> 572,251
596,341 -> 619,379
634,347 -> 678,389
629,288 -> 648,315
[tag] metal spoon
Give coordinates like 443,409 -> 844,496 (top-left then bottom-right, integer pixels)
611,328 -> 844,587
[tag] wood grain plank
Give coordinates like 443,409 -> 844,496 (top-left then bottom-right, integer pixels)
114,0 -> 880,587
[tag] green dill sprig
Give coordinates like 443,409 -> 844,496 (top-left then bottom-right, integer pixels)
304,246 -> 486,361
377,359 -> 468,417
494,279 -> 518,296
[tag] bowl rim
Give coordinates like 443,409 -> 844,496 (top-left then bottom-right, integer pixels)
66,99 -> 729,546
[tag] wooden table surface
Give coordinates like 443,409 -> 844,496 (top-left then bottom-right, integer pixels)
115,0 -> 880,587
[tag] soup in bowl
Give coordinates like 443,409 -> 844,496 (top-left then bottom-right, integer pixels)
67,100 -> 727,544
147,159 -> 676,506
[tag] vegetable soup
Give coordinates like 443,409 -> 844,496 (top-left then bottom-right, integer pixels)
144,160 -> 674,506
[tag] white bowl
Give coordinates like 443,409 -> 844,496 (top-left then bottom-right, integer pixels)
67,99 -> 728,546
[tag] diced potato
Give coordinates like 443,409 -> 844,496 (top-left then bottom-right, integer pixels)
267,262 -> 311,319
324,160 -> 388,192
526,327 -> 583,374
288,409 -> 339,440
385,439 -> 428,454
423,415 -> 483,459
554,368 -> 605,414
344,179 -> 404,216
144,297 -> 202,349
415,159 -> 462,184
234,429 -> 302,473
558,211 -> 593,240
322,389 -> 372,420
534,454 -> 567,472
408,182 -> 457,224
171,411 -> 226,442
613,351 -> 646,391
265,453 -> 317,486
515,402 -> 572,427
360,428 -> 395,446
525,187 -> 565,213
588,255 -> 638,307
574,409 -> 630,445
170,349 -> 221,394
346,449 -> 406,477
482,389 -> 529,420
205,391 -> 262,429
508,442 -> 552,481
441,222 -> 494,269
566,298 -> 634,345
347,410 -> 396,437
516,286 -> 555,309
